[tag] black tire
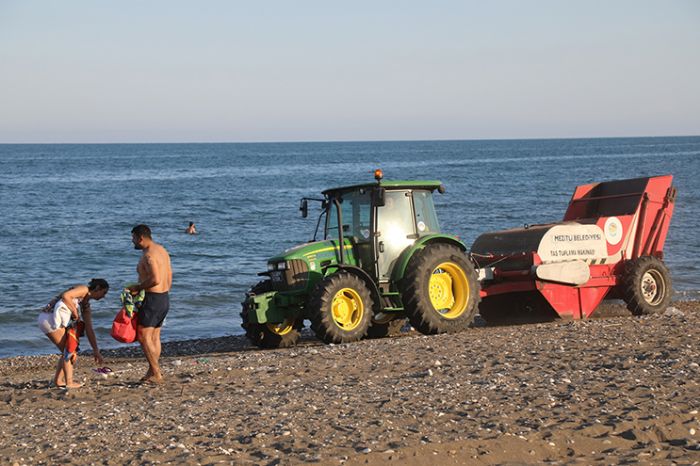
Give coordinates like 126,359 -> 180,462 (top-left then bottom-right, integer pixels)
309,272 -> 374,344
401,243 -> 480,334
479,291 -> 557,325
365,316 -> 407,339
240,280 -> 301,348
623,256 -> 672,315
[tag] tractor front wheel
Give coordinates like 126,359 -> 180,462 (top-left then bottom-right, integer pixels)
240,280 -> 301,348
401,244 -> 480,334
309,273 -> 374,344
623,256 -> 672,315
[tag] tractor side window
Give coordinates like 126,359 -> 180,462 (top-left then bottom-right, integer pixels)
413,190 -> 440,235
353,199 -> 372,242
326,191 -> 372,242
326,200 -> 342,239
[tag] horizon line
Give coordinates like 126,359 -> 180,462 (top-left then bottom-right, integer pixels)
0,133 -> 699,145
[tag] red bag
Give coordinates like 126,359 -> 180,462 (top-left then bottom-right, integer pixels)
65,321 -> 85,354
111,307 -> 138,343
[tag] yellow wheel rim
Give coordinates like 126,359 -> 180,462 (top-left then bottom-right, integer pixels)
331,288 -> 364,330
429,261 -> 469,319
266,319 -> 295,336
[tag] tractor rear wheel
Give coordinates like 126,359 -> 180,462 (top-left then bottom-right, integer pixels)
240,280 -> 301,348
401,243 -> 480,334
623,256 -> 672,315
309,273 -> 373,344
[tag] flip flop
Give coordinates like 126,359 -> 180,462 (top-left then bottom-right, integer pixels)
93,367 -> 114,375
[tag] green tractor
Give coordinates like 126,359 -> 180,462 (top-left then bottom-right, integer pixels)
240,170 -> 481,348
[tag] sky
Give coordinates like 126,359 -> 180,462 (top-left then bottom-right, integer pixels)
0,1 -> 698,143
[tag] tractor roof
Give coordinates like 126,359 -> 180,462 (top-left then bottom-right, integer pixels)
322,180 -> 443,196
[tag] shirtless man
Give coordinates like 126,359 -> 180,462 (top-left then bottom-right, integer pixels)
128,224 -> 172,384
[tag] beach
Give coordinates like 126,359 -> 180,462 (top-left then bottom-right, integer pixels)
2,301 -> 699,465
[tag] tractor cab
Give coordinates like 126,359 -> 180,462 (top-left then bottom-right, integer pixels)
310,170 -> 446,284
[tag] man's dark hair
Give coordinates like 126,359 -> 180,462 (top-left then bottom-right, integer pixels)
131,224 -> 152,239
88,278 -> 109,291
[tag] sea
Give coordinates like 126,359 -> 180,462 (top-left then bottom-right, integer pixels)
1,137 -> 698,358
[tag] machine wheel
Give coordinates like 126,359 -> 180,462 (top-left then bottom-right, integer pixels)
623,256 -> 672,315
240,281 -> 301,348
309,272 -> 374,344
365,315 -> 406,339
401,243 -> 480,334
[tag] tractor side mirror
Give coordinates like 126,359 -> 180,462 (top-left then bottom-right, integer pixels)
300,199 -> 308,218
373,187 -> 386,207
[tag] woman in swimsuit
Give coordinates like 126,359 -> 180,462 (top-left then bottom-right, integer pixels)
37,278 -> 109,388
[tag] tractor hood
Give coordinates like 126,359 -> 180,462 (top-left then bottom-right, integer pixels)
267,239 -> 356,273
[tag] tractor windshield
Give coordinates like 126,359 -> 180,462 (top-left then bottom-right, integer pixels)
326,189 -> 372,242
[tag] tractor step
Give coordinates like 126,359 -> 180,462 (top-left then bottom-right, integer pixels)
381,307 -> 404,312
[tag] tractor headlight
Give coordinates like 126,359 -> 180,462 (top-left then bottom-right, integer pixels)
267,261 -> 288,271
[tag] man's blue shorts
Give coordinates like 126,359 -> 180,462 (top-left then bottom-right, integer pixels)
139,292 -> 169,328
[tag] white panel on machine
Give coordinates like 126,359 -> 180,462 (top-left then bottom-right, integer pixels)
534,260 -> 591,285
537,223 -> 607,263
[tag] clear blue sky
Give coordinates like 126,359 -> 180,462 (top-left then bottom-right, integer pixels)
0,1 -> 698,143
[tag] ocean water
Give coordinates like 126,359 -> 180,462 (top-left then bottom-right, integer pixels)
1,137 -> 698,358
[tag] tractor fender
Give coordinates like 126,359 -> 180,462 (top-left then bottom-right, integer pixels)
326,264 -> 382,313
391,234 -> 468,283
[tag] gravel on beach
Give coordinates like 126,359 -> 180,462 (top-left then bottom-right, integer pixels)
1,301 -> 699,465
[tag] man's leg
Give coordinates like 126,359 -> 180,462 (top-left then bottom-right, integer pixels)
150,327 -> 163,381
152,327 -> 162,363
138,326 -> 162,382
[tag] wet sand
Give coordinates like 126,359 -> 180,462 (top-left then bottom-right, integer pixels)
1,301 -> 699,465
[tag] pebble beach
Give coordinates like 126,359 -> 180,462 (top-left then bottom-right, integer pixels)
1,301 -> 699,465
